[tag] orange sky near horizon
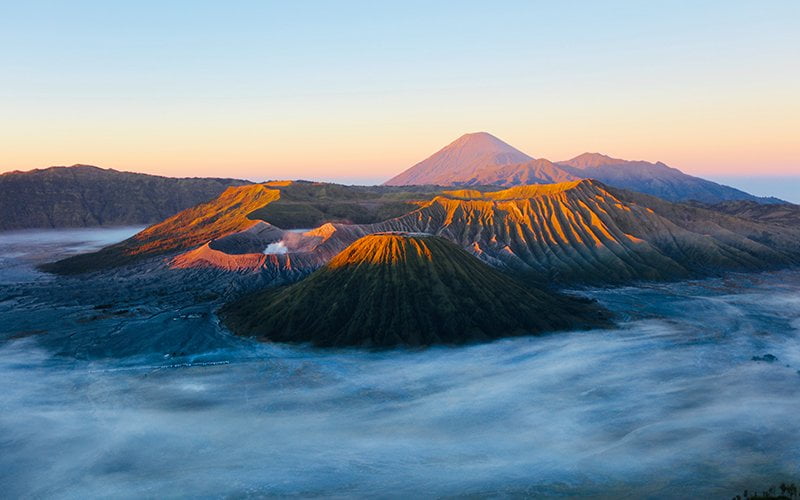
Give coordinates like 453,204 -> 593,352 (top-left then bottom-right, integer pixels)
3,116 -> 797,184
3,79 -> 797,182
1,1 -> 798,184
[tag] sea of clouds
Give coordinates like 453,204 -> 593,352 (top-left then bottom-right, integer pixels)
1,228 -> 799,497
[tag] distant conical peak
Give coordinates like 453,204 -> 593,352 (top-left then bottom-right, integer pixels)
383,132 -> 533,186
444,132 -> 531,155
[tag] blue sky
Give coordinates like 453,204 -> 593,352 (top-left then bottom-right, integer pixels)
0,1 -> 798,200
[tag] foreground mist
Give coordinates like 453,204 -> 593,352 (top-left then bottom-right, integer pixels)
1,229 -> 799,497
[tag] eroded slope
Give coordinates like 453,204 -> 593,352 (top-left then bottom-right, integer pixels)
220,234 -> 609,346
45,180 -> 800,286
376,180 -> 800,282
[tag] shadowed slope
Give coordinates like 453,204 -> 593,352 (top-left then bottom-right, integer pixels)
220,234 -> 609,347
690,200 -> 800,227
0,165 -> 249,230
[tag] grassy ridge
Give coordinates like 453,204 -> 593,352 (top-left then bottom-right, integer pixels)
246,182 -> 445,228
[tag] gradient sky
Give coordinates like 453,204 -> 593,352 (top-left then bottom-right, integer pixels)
1,1 -> 798,192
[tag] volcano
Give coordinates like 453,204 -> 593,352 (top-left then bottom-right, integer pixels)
383,132 -> 533,186
384,133 -> 776,203
220,233 -> 609,347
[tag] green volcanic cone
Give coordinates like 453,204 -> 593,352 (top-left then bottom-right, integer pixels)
221,233 -> 610,347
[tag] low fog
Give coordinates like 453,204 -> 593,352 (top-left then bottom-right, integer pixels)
1,229 -> 799,497
0,227 -> 144,283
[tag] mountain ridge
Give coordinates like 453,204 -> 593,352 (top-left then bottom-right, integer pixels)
45,179 -> 800,289
384,133 -> 779,204
686,199 -> 800,227
0,164 -> 250,231
373,179 -> 800,283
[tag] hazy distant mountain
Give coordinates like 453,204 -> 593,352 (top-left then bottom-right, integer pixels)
690,199 -> 800,227
555,153 -> 774,204
470,158 -> 580,185
385,133 -> 778,204
0,165 -> 249,230
384,132 -> 533,186
220,233 -> 609,347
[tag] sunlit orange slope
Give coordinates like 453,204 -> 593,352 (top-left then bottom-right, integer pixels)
42,183 -> 281,273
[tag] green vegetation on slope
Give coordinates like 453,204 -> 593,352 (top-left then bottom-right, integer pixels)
246,181 -> 446,228
220,234 -> 610,347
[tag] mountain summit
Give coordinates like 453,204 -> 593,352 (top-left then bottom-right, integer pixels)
385,133 -> 776,203
383,132 -> 533,186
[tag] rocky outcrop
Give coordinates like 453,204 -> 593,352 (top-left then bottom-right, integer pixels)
0,165 -> 248,230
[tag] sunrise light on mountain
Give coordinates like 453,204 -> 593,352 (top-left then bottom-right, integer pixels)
1,1 -> 798,190
2,2 -> 800,498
